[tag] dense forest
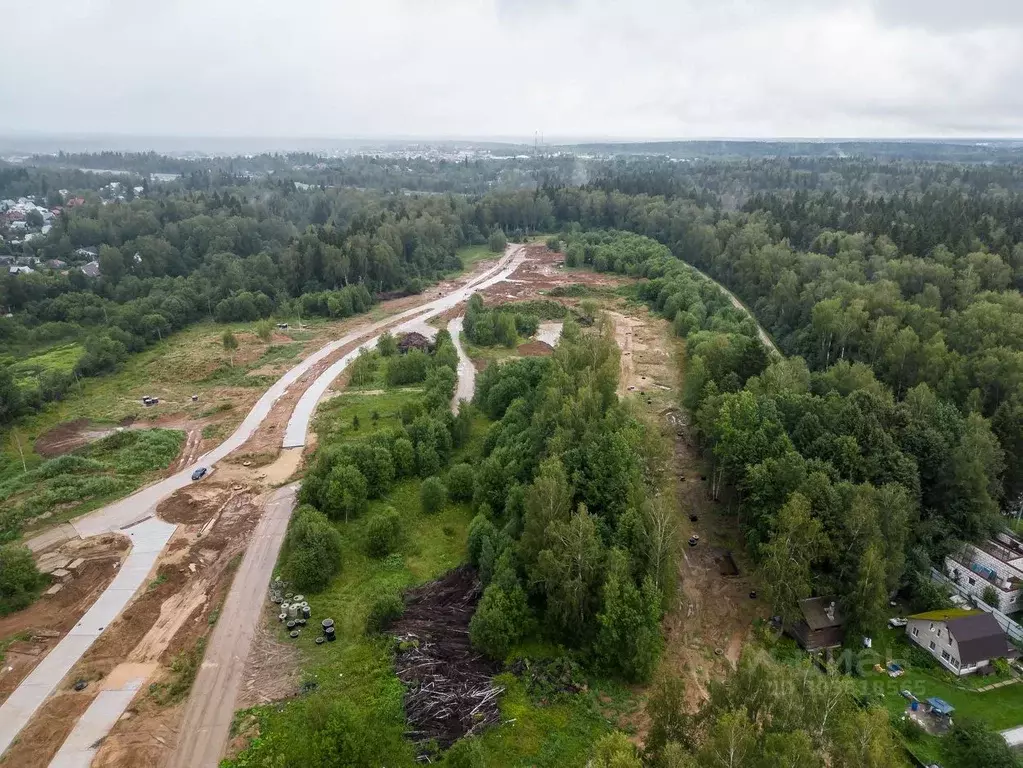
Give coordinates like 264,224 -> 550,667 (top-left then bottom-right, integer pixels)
4,150 -> 1023,766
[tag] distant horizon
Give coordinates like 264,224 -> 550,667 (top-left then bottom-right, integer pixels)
3,132 -> 1023,156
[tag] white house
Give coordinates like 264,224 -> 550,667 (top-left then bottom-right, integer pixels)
906,609 -> 1013,676
945,531 -> 1023,610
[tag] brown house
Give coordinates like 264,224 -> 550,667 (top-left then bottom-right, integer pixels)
789,596 -> 845,652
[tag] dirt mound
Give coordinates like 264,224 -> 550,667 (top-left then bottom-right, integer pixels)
390,566 -> 501,753
516,340 -> 553,357
156,493 -> 206,525
34,418 -> 106,457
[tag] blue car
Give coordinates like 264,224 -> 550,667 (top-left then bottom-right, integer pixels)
191,467 -> 208,481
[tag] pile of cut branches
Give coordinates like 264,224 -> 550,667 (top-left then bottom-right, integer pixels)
391,566 -> 503,753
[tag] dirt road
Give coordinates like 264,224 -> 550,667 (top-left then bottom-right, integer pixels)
684,263 -> 779,355
448,316 -> 475,411
1,246 -> 526,764
168,484 -> 297,768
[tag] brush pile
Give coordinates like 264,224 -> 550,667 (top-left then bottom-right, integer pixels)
391,566 -> 503,752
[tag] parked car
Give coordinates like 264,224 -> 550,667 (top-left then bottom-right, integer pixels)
191,467 -> 208,481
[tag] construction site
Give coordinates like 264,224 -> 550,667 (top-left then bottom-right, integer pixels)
1,240 -> 767,766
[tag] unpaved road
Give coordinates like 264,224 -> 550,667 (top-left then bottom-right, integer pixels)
169,484 -> 297,768
448,316 -> 474,411
684,262 -> 779,355
1,246 -> 525,764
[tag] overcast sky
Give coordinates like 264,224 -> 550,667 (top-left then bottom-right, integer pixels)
2,0 -> 1023,141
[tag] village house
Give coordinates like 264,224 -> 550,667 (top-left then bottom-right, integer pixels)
81,260 -> 101,278
788,596 -> 845,652
906,609 -> 1014,676
946,530 -> 1023,610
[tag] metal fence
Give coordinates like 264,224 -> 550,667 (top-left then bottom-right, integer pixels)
931,567 -> 1023,643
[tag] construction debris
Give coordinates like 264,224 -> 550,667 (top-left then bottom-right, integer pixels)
390,566 -> 502,755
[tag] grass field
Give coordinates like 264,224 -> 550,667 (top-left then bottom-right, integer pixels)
0,428 -> 184,542
0,319 -> 344,479
7,343 -> 84,385
853,633 -> 1023,730
455,244 -> 499,272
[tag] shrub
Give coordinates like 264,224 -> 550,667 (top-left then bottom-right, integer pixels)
421,476 -> 447,514
0,544 -> 45,615
488,229 -> 507,253
377,332 -> 398,357
391,437 -> 415,477
283,506 -> 343,592
468,582 -> 531,660
467,511 -> 496,566
982,584 -> 1000,609
590,732 -> 642,768
323,464 -> 368,522
447,464 -> 476,502
366,591 -> 404,634
365,508 -> 402,558
385,349 -> 430,386
348,349 -> 378,386
443,737 -> 486,768
545,237 -> 561,253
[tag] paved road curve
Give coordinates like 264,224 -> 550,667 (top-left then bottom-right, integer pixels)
169,485 -> 298,768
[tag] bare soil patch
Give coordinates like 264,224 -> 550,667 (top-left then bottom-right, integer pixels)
77,494 -> 262,767
235,604 -> 303,710
516,340 -> 553,357
34,418 -> 107,457
390,566 -> 501,754
479,244 -> 626,302
0,535 -> 129,706
0,690 -> 94,768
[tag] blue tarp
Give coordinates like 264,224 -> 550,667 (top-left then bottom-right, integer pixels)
927,697 -> 955,716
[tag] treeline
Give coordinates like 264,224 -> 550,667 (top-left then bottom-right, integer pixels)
537,184 -> 1022,510
0,183 -> 501,425
465,319 -> 674,681
565,230 -> 1006,640
17,150 -> 572,195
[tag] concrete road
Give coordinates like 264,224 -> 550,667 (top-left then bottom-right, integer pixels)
2,245 -> 526,765
0,518 -> 175,759
283,243 -> 525,446
448,316 -> 475,412
168,484 -> 298,768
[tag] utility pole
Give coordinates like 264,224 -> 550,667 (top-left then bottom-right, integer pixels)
12,428 -> 26,473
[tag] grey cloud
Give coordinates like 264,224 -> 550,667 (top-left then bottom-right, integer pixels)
870,0 -> 1023,32
1,0 -> 1022,141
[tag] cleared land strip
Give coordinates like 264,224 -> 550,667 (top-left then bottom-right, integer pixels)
168,485 -> 297,768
